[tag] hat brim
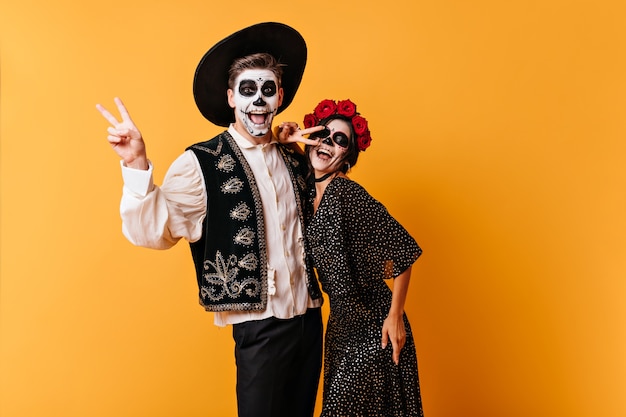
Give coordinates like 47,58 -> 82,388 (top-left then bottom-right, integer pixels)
193,22 -> 307,127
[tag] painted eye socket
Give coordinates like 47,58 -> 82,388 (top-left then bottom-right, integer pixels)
261,81 -> 277,97
331,132 -> 349,148
310,127 -> 350,148
238,80 -> 258,97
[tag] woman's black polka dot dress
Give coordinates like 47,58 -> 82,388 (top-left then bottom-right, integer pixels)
307,177 -> 424,416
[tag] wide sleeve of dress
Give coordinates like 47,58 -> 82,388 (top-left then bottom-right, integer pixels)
337,180 -> 422,280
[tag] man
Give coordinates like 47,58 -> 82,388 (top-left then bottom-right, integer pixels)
97,22 -> 323,417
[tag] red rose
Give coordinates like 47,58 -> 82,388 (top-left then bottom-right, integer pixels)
351,115 -> 368,135
303,113 -> 317,129
357,131 -> 372,151
314,99 -> 337,120
336,99 -> 357,117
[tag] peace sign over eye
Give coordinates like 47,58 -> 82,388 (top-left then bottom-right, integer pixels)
276,122 -> 325,146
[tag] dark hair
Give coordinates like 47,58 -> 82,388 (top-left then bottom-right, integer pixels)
227,53 -> 284,89
305,115 -> 360,175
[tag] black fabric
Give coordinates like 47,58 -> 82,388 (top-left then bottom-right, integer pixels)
188,132 -> 267,311
233,308 -> 323,417
307,177 -> 424,417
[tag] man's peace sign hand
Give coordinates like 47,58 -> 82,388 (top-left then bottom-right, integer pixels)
96,97 -> 148,170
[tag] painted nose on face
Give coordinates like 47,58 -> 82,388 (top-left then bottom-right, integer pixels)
322,136 -> 333,146
253,96 -> 266,106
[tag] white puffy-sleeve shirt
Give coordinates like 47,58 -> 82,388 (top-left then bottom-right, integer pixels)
119,125 -> 321,326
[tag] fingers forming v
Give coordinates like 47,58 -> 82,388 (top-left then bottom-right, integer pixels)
298,125 -> 325,136
96,97 -> 134,127
96,103 -> 120,126
114,97 -> 133,123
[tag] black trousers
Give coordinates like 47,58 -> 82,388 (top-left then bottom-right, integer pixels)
232,308 -> 323,417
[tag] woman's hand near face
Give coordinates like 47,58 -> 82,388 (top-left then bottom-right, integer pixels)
275,122 -> 324,153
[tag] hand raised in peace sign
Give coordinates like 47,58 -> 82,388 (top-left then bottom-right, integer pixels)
96,97 -> 148,170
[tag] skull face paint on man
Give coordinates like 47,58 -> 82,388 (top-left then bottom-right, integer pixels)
227,69 -> 283,138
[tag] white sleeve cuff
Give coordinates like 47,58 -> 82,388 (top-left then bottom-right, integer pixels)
120,160 -> 154,197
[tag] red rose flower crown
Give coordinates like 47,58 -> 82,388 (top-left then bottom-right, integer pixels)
303,99 -> 372,151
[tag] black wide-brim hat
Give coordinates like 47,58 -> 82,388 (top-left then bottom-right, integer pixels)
193,22 -> 307,127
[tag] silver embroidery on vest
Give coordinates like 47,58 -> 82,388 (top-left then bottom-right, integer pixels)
230,202 -> 251,221
217,154 -> 236,172
200,251 -> 260,301
286,154 -> 299,168
221,177 -> 244,194
297,176 -> 307,192
192,140 -> 223,156
238,252 -> 258,271
234,227 -> 255,246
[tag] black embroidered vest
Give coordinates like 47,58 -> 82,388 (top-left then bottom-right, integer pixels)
187,131 -> 322,312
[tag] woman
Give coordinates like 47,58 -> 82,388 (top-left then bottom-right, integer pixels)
280,99 -> 425,416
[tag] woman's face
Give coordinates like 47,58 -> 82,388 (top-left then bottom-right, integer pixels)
308,119 -> 351,176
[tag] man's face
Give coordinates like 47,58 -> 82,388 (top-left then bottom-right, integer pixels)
228,69 -> 283,138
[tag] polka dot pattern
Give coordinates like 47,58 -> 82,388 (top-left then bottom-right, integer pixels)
307,177 -> 424,416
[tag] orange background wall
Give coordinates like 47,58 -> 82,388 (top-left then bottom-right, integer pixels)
1,1 -> 625,416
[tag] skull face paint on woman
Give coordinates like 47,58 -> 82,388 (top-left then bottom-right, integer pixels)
227,69 -> 283,138
307,118 -> 352,176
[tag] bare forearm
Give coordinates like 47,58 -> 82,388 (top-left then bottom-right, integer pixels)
389,266 -> 412,317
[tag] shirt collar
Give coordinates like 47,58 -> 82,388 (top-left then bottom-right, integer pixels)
228,124 -> 278,150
